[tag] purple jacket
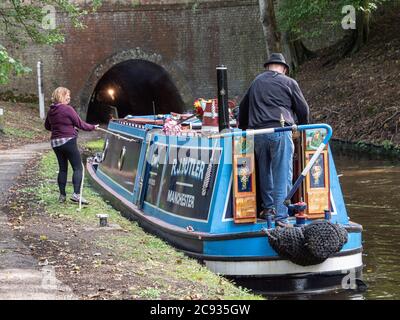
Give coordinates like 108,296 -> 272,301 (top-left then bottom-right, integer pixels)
45,103 -> 95,139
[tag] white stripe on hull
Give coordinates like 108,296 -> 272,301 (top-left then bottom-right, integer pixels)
205,252 -> 362,276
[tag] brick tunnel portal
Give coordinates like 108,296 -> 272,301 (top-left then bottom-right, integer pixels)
86,59 -> 185,124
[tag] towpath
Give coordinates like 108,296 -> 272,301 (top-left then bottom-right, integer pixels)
0,142 -> 77,299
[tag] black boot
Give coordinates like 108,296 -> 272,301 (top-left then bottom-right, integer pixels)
259,208 -> 276,220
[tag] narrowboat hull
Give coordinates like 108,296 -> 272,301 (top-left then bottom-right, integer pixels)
86,118 -> 365,295
87,157 -> 364,295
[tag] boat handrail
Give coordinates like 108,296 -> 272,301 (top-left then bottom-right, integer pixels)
207,123 -> 332,141
97,127 -> 141,143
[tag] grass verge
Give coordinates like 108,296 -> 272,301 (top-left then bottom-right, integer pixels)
27,149 -> 262,300
0,101 -> 48,149
83,139 -> 105,153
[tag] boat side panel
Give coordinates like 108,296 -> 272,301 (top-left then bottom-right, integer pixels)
132,135 -> 151,203
103,122 -> 149,203
328,145 -> 349,224
96,167 -> 134,201
140,134 -> 223,232
98,134 -> 142,194
208,137 -> 236,234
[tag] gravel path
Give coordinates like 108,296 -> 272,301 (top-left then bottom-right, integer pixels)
0,142 -> 77,299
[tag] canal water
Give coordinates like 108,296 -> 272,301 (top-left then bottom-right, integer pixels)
272,144 -> 400,300
330,145 -> 400,300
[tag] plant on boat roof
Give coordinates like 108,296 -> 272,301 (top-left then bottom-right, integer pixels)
193,98 -> 208,121
193,98 -> 239,124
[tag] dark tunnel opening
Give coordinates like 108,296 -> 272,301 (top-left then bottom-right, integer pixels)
86,59 -> 185,124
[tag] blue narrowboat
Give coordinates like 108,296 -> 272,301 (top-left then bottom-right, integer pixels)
86,67 -> 364,295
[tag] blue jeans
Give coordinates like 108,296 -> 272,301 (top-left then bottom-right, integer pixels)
254,131 -> 294,221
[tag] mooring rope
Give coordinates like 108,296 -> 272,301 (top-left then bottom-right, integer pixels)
265,221 -> 348,266
97,127 -> 140,143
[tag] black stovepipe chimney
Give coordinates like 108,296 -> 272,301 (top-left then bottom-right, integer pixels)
217,65 -> 230,132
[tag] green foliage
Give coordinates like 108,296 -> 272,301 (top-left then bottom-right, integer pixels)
0,45 -> 31,84
276,0 -> 389,39
137,287 -> 162,299
355,140 -> 369,152
0,0 -> 102,84
381,139 -> 393,151
3,126 -> 35,138
83,139 -> 105,152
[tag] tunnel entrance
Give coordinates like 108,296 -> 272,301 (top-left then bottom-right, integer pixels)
86,59 -> 185,124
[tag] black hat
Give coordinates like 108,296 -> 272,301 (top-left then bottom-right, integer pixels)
264,53 -> 290,71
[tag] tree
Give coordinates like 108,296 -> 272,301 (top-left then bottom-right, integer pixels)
258,0 -> 316,73
258,0 -> 281,57
0,0 -> 102,84
276,0 -> 389,61
350,0 -> 373,54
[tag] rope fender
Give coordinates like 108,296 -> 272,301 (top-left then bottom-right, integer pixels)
266,221 -> 348,266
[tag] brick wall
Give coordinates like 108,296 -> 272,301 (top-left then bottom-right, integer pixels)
1,0 -> 266,117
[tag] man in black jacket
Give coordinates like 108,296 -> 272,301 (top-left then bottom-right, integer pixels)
239,53 -> 310,226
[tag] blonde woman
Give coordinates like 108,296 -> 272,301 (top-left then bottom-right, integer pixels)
45,87 -> 98,204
